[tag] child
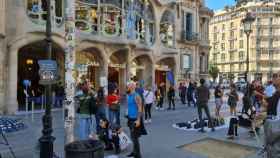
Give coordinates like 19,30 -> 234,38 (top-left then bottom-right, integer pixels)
99,118 -> 121,154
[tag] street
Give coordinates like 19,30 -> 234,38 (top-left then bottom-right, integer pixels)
0,93 -> 263,158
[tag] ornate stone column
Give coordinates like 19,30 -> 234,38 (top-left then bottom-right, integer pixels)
5,47 -> 18,114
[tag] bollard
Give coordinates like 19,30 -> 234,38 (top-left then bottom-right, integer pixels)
32,100 -> 35,122
25,96 -> 29,117
41,95 -> 44,110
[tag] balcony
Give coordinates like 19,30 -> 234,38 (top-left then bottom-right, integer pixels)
179,31 -> 200,44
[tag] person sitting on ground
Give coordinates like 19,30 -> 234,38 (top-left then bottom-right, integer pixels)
99,118 -> 121,154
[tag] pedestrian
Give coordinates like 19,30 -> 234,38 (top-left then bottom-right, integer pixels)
196,78 -> 215,132
267,79 -> 280,118
77,88 -> 91,140
227,84 -> 239,116
54,82 -> 65,108
214,84 -> 223,118
96,87 -> 106,134
126,81 -> 146,158
143,86 -> 154,123
156,83 -> 165,110
107,89 -> 121,126
192,82 -> 198,107
265,80 -> 276,116
179,82 -> 186,104
155,88 -> 162,110
167,86 -> 176,110
187,82 -> 195,107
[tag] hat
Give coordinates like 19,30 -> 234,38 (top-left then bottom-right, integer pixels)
127,81 -> 136,88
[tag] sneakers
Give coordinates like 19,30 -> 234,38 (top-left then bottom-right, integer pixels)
144,120 -> 148,124
155,107 -> 159,110
148,119 -> 152,123
160,108 -> 164,111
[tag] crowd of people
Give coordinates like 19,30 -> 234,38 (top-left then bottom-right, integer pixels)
73,73 -> 280,157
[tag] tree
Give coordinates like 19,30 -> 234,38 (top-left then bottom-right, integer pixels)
208,65 -> 219,83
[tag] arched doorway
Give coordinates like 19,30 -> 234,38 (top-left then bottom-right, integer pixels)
76,48 -> 105,89
131,54 -> 153,87
109,49 -> 129,94
155,57 -> 176,89
17,41 -> 65,111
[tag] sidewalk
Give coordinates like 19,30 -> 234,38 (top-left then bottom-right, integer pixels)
0,96 -> 263,158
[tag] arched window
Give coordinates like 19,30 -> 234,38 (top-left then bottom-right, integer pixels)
125,0 -> 155,45
76,0 -> 98,33
27,0 -> 63,26
160,10 -> 175,48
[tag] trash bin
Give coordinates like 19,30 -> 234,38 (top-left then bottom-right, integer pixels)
65,140 -> 104,158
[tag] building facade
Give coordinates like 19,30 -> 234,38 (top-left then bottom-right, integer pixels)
0,0 -> 212,114
209,0 -> 280,83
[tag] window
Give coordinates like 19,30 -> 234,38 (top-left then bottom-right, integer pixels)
214,26 -> 217,32
161,10 -> 175,47
214,33 -> 218,41
185,12 -> 193,40
221,65 -> 225,72
221,53 -> 226,61
230,31 -> 234,38
182,54 -> 192,70
221,43 -> 225,51
222,24 -> 225,30
230,52 -> 234,60
239,40 -> 244,49
229,41 -> 234,50
240,29 -> 243,37
222,33 -> 225,40
213,54 -> 217,63
239,51 -> 244,60
230,64 -> 234,72
230,22 -> 234,28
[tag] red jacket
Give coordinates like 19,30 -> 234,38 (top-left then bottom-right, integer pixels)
107,94 -> 120,107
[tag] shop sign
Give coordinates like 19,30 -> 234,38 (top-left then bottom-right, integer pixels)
38,60 -> 58,85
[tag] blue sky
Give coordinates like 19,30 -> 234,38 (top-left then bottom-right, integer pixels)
205,0 -> 236,10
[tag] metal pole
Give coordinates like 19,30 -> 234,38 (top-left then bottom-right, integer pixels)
39,0 -> 55,157
246,33 -> 250,83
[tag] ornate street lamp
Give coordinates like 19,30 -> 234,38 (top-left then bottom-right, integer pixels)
242,12 -> 255,83
39,0 -> 55,157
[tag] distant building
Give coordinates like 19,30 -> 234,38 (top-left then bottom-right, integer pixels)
0,0 -> 212,114
209,0 -> 280,83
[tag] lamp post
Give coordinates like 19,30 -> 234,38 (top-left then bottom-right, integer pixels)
39,0 -> 55,157
242,12 -> 255,83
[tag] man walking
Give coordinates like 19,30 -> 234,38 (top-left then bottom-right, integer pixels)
126,82 -> 145,158
196,79 -> 215,132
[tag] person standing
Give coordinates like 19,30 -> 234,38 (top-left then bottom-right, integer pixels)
155,88 -> 162,110
143,87 -> 154,123
158,83 -> 165,110
196,79 -> 215,132
167,86 -> 176,110
77,89 -> 92,140
227,84 -> 239,116
126,82 -> 145,158
96,87 -> 106,134
214,84 -> 223,118
265,81 -> 276,116
107,89 -> 121,126
179,82 -> 186,104
187,82 -> 195,107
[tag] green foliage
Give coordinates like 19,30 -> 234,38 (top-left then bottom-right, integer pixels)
208,65 -> 219,82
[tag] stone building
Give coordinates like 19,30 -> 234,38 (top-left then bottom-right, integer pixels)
0,0 -> 212,114
209,0 -> 280,83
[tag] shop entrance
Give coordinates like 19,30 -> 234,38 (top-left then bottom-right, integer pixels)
17,41 -> 65,111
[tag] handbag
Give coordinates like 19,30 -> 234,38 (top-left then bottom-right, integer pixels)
118,131 -> 132,151
110,103 -> 120,111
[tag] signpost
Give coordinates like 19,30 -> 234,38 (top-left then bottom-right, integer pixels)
38,60 -> 58,85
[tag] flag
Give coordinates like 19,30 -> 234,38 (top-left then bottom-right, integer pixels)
167,71 -> 175,86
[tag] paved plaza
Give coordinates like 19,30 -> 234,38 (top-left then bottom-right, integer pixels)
0,94 -> 264,158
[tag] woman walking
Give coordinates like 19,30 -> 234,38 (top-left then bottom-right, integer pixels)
143,87 -> 155,123
214,84 -> 223,118
167,86 -> 176,110
227,84 -> 239,116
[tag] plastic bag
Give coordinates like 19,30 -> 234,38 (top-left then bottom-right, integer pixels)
118,131 -> 132,151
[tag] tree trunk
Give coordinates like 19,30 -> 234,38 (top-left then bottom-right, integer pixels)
64,0 -> 76,145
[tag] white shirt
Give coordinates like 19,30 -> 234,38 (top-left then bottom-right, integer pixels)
264,84 -> 276,97
143,90 -> 155,104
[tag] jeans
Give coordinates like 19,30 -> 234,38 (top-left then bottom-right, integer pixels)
156,97 -> 164,108
144,104 -> 152,120
180,94 -> 186,104
128,119 -> 141,158
109,109 -> 120,126
168,98 -> 175,109
78,114 -> 92,140
197,103 -> 214,130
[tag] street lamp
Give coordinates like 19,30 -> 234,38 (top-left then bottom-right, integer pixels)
39,0 -> 55,158
242,12 -> 255,83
